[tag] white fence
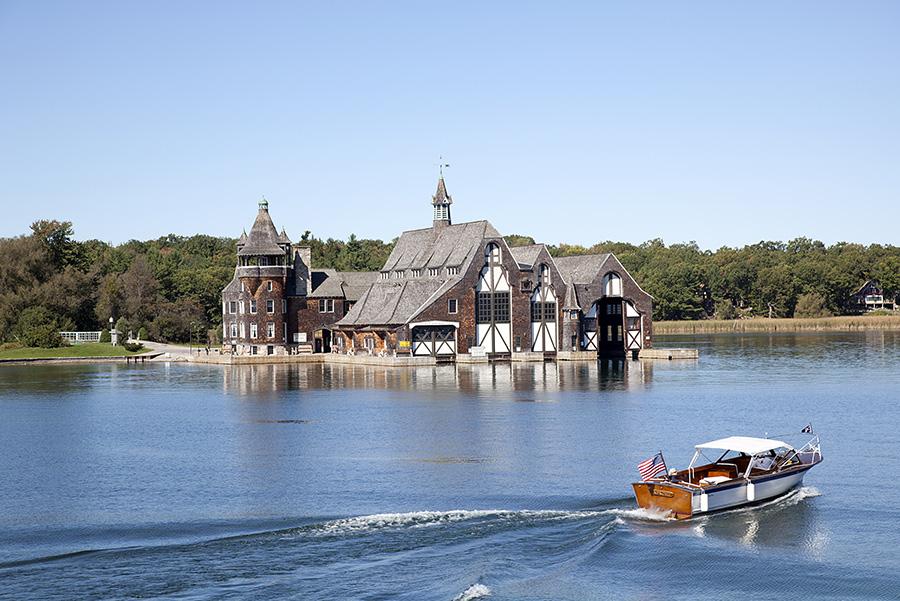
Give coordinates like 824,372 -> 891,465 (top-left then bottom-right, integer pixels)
60,331 -> 102,344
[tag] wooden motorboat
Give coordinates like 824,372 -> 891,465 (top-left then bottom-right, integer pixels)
632,434 -> 822,519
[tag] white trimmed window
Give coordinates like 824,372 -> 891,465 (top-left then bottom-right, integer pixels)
448,299 -> 458,314
228,301 -> 237,314
447,266 -> 459,276
267,322 -> 275,338
239,301 -> 245,314
240,282 -> 245,292
250,323 -> 258,339
267,281 -> 273,292
319,299 -> 334,313
381,272 -> 389,280
428,268 -> 439,277
412,269 -> 421,278
266,299 -> 275,314
230,323 -> 237,338
250,299 -> 257,314
282,299 -> 287,314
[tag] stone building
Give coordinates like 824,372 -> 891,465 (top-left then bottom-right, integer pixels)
331,177 -> 653,359
220,199 -> 377,356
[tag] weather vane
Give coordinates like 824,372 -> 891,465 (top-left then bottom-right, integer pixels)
436,156 -> 450,177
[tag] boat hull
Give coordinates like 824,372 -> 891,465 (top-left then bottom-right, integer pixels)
633,465 -> 814,519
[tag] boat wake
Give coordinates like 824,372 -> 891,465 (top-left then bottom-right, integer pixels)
452,583 -> 492,601
311,508 -> 605,537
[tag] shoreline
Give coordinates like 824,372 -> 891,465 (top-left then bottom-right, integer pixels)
655,315 -> 900,335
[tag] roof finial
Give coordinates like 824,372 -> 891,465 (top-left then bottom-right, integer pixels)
436,156 -> 450,178
259,196 -> 268,211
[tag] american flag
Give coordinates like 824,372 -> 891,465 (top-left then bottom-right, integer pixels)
637,452 -> 668,481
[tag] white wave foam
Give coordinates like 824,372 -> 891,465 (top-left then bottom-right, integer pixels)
314,508 -> 605,536
453,583 -> 491,601
604,507 -> 676,522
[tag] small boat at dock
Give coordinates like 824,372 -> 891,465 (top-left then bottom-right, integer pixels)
632,431 -> 822,519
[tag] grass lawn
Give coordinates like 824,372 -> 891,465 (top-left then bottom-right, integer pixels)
0,343 -> 150,360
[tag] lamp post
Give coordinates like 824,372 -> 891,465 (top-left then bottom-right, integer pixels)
109,316 -> 116,346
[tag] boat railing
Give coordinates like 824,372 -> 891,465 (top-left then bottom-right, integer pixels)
776,435 -> 821,471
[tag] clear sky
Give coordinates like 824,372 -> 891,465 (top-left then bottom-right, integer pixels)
1,1 -> 898,249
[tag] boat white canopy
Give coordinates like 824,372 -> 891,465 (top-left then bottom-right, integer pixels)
695,436 -> 792,455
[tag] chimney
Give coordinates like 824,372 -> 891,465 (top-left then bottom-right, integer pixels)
293,244 -> 312,296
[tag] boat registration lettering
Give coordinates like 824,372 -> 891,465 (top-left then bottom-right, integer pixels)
649,486 -> 675,498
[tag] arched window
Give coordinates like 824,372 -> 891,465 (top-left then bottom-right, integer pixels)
603,272 -> 622,296
539,264 -> 550,286
485,242 -> 501,264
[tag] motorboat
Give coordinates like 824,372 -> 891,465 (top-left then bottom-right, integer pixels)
632,432 -> 822,519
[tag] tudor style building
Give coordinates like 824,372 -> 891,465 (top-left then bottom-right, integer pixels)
222,180 -> 653,359
331,177 -> 653,359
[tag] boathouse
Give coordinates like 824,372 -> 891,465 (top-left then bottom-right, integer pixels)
331,177 -> 653,359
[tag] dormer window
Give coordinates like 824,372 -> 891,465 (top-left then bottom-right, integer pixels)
412,269 -> 421,278
428,268 -> 439,277
381,272 -> 389,280
447,266 -> 459,276
395,271 -> 405,279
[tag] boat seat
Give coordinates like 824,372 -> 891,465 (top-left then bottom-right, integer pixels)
699,475 -> 731,486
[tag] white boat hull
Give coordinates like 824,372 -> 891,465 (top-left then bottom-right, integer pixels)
693,467 -> 809,514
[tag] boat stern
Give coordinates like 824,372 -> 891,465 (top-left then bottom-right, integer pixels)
631,481 -> 694,520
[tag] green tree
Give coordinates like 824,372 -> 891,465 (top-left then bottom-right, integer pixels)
794,292 -> 833,318
14,306 -> 65,348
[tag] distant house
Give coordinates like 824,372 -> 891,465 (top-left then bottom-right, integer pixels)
849,279 -> 895,313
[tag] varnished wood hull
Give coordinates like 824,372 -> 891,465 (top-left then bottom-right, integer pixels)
631,481 -> 694,519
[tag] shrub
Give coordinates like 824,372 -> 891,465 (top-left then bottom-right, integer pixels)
715,299 -> 737,320
14,306 -> 66,348
99,328 -> 111,343
123,341 -> 145,353
137,326 -> 148,340
794,292 -> 833,318
0,342 -> 23,352
115,317 -> 130,338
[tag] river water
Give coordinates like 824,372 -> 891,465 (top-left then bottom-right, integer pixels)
1,332 -> 898,600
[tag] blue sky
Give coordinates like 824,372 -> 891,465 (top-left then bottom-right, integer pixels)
1,1 -> 898,248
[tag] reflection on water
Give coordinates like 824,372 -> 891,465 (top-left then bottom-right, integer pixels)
221,359 -> 655,396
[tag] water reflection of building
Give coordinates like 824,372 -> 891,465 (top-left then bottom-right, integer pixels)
221,360 -> 653,395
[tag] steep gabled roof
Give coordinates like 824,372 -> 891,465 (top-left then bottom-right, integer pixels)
238,203 -> 288,256
381,220 -> 501,273
553,254 -> 612,285
509,244 -> 546,270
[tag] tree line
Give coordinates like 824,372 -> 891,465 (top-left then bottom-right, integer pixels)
1,220 -> 897,347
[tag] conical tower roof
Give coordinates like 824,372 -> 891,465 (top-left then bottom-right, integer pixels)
237,199 -> 287,256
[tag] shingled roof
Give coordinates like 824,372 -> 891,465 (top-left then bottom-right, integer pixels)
509,244 -> 545,269
381,220 -> 501,273
553,254 -> 612,285
309,270 -> 379,301
238,201 -> 289,256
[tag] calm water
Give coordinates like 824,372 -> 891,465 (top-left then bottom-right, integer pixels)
1,332 -> 899,600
